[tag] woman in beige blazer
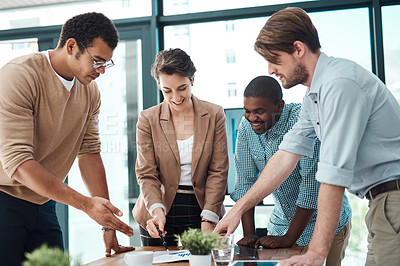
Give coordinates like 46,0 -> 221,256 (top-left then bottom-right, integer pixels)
132,48 -> 229,246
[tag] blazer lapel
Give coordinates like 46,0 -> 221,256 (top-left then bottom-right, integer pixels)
191,96 -> 209,177
160,101 -> 180,164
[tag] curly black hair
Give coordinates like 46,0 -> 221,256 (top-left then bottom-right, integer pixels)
58,12 -> 119,51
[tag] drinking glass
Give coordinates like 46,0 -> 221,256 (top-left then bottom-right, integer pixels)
212,234 -> 235,266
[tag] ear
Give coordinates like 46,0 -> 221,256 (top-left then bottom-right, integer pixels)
278,99 -> 285,113
293,40 -> 306,58
191,74 -> 195,86
65,38 -> 78,56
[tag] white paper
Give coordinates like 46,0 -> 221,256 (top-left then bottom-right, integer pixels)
152,250 -> 191,264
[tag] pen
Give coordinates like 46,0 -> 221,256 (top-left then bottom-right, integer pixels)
157,227 -> 170,253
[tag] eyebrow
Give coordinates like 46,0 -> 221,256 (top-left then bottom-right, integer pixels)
163,83 -> 188,90
92,54 -> 107,62
245,107 -> 264,112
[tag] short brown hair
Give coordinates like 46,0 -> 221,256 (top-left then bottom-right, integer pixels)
151,48 -> 196,83
254,7 -> 321,64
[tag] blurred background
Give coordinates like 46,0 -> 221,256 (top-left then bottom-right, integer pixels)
0,0 -> 399,264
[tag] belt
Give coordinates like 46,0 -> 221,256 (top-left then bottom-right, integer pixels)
177,185 -> 195,194
366,179 -> 400,200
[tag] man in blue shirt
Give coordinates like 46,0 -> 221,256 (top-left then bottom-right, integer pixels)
215,7 -> 400,266
232,76 -> 351,266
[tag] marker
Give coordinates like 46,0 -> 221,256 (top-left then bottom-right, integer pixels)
157,227 -> 170,253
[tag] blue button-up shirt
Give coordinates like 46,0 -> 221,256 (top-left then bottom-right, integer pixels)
280,53 -> 400,198
231,103 -> 351,246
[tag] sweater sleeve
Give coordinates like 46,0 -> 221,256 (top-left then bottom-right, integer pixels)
0,62 -> 36,178
79,82 -> 101,155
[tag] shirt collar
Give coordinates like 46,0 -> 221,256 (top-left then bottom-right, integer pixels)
308,52 -> 329,96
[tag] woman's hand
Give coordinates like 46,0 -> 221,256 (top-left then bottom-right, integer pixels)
146,207 -> 167,238
201,220 -> 215,232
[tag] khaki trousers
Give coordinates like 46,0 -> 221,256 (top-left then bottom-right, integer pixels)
325,221 -> 351,266
365,190 -> 400,266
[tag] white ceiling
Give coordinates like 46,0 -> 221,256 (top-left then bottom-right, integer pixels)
0,0 -> 92,10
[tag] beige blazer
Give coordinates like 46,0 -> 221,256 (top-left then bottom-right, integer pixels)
132,95 -> 228,228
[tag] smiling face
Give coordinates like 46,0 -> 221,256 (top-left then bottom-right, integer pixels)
244,96 -> 284,134
159,73 -> 193,113
267,51 -> 309,89
70,37 -> 114,85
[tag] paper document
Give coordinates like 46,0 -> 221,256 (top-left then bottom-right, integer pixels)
233,260 -> 280,266
152,250 -> 191,264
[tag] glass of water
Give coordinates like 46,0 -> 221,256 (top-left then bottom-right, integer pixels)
212,234 -> 235,266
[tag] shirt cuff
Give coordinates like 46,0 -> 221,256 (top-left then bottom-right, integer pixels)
279,135 -> 315,158
148,203 -> 166,216
201,210 -> 219,224
316,162 -> 354,188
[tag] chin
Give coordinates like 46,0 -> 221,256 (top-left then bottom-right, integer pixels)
171,102 -> 186,111
77,77 -> 92,85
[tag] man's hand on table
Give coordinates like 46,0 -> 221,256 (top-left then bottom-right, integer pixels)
103,229 -> 135,257
255,235 -> 296,249
237,235 -> 259,248
279,249 -> 325,266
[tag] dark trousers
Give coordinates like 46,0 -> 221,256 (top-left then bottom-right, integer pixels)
140,193 -> 202,246
0,191 -> 63,266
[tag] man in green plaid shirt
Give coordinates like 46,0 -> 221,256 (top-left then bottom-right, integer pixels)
231,76 -> 351,266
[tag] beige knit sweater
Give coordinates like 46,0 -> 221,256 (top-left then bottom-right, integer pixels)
0,53 -> 101,204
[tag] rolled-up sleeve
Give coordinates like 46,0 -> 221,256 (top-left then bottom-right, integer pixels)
279,105 -> 316,158
316,79 -> 369,187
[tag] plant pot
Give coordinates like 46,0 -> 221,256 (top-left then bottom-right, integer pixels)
189,253 -> 212,266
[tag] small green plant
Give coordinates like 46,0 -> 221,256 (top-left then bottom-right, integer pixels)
23,244 -> 82,266
175,228 -> 222,255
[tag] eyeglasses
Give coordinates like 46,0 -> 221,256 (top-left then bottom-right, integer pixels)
81,43 -> 115,69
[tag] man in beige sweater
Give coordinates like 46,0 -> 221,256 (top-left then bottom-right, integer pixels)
0,12 -> 134,265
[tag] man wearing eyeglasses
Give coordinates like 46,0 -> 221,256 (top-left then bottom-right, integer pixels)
0,12 -> 134,265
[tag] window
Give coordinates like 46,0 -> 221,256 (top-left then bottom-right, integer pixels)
0,38 -> 38,68
382,5 -> 400,102
227,82 -> 237,97
163,0 -> 314,15
68,40 -> 142,263
0,0 -> 151,30
164,8 -> 371,108
226,50 -> 236,64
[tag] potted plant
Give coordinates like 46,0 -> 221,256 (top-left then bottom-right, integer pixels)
176,228 -> 222,266
23,244 -> 82,266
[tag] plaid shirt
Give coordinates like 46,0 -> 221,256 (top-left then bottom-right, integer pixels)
231,103 -> 351,246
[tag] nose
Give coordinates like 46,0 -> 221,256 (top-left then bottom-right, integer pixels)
246,112 -> 257,122
95,66 -> 106,74
172,90 -> 181,102
267,61 -> 275,75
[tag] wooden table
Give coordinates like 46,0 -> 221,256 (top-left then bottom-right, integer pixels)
85,245 -> 307,266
